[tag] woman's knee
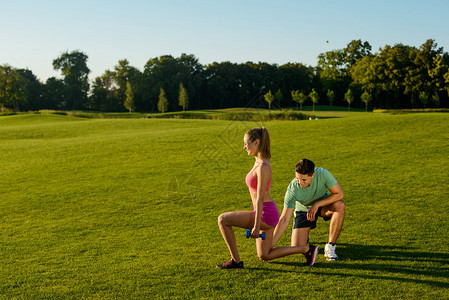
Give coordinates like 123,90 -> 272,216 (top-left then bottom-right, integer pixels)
217,213 -> 226,226
258,252 -> 270,261
218,212 -> 233,226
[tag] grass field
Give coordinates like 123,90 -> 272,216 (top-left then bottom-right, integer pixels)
0,109 -> 448,298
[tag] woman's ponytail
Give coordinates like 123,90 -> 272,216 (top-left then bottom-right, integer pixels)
260,127 -> 271,160
246,126 -> 271,160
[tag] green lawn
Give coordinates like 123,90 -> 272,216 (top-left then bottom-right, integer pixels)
0,110 -> 448,298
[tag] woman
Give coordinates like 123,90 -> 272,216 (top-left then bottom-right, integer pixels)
217,127 -> 318,269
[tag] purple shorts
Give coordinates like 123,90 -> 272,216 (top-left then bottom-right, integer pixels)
254,201 -> 280,227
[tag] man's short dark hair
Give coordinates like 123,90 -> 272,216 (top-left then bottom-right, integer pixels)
295,159 -> 315,176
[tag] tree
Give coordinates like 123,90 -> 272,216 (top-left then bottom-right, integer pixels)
275,89 -> 283,108
445,70 -> 449,97
245,62 -> 280,106
429,53 -> 449,103
2,41 -> 449,112
377,44 -> 413,108
280,63 -> 313,106
317,40 -> 370,107
320,40 -> 376,108
158,87 -> 169,113
144,54 -> 203,111
90,70 -> 117,111
114,59 -> 142,111
326,89 -> 335,106
0,64 -> 26,112
317,49 -> 347,80
203,61 -> 240,109
403,40 -> 444,108
177,53 -> 203,109
431,93 -> 440,108
344,88 -> 354,110
403,47 -> 427,108
16,69 -> 42,111
351,55 -> 381,108
264,90 -> 274,111
124,82 -> 135,112
361,90 -> 372,111
42,77 -> 67,110
298,92 -> 308,111
309,89 -> 319,111
52,50 -> 90,110
178,83 -> 189,111
291,90 -> 300,110
343,39 -> 372,67
419,91 -> 429,108
318,40 -> 371,79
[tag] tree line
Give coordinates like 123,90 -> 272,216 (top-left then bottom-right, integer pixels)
1,39 -> 448,113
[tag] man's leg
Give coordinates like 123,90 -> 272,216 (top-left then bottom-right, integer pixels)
321,200 -> 345,243
321,200 -> 345,260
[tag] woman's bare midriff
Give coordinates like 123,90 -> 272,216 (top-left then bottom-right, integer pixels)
250,190 -> 274,207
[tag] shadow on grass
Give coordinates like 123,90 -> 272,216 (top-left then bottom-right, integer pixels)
246,244 -> 449,288
337,243 -> 449,262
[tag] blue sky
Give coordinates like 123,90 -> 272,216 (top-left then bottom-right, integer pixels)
1,0 -> 448,82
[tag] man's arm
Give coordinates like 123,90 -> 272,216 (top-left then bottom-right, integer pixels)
307,182 -> 344,221
271,207 -> 294,248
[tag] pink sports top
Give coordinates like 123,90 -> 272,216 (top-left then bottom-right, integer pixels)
245,162 -> 272,192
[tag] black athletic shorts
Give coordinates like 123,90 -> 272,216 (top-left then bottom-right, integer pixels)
293,207 -> 332,229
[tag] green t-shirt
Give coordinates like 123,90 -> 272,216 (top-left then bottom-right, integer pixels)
284,168 -> 338,212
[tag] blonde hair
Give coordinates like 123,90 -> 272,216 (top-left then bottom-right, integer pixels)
246,127 -> 271,160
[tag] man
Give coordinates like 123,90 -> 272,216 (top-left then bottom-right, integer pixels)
272,158 -> 345,262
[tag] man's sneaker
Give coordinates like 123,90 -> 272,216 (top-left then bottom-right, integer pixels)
324,243 -> 338,261
216,259 -> 244,269
303,245 -> 318,266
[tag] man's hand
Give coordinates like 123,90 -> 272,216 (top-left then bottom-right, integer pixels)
306,183 -> 344,221
307,203 -> 320,221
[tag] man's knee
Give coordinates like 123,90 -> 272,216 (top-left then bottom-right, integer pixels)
332,200 -> 345,213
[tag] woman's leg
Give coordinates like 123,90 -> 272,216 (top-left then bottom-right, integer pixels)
291,227 -> 310,246
256,226 -> 310,261
218,211 -> 255,263
218,212 -> 310,263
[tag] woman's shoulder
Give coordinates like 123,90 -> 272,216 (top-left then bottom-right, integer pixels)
257,161 -> 272,174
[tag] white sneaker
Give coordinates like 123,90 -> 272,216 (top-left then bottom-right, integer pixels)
324,243 -> 338,261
